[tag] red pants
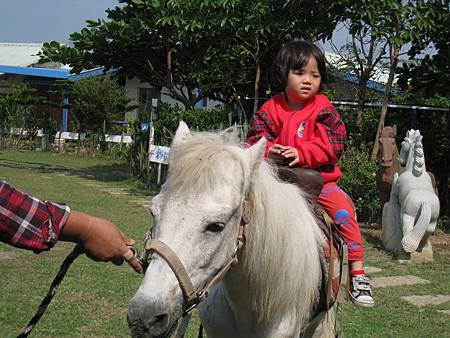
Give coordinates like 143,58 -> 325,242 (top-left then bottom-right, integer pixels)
317,182 -> 364,262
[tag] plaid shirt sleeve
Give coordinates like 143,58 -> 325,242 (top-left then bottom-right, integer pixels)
0,181 -> 70,252
317,106 -> 346,160
246,110 -> 277,152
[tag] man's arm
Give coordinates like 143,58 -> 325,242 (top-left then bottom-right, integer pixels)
0,181 -> 142,273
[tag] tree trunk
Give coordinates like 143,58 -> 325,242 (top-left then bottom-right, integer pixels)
370,46 -> 400,161
356,80 -> 368,142
253,59 -> 261,114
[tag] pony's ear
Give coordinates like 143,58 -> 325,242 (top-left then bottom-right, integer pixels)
172,121 -> 190,146
220,125 -> 239,143
245,138 -> 267,176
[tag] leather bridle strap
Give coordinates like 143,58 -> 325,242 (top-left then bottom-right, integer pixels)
140,202 -> 249,315
144,239 -> 200,311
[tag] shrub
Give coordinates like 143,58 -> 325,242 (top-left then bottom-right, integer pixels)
338,146 -> 380,223
128,103 -> 233,185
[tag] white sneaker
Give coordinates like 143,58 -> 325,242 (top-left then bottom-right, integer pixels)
350,275 -> 375,308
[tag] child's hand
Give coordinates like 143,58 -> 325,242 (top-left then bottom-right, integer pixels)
280,146 -> 299,167
268,144 -> 285,155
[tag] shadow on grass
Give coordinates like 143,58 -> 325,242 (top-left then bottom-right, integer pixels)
362,227 -> 385,251
0,158 -> 160,196
0,159 -> 70,172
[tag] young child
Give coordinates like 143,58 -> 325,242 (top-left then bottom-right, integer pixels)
246,40 -> 374,308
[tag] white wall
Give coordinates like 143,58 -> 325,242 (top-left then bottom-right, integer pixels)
124,77 -> 223,118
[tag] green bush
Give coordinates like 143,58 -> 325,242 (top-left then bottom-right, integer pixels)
128,103 -> 233,185
338,146 -> 380,223
152,103 -> 231,146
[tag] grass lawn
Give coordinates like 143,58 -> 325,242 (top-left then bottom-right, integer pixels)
0,150 -> 449,337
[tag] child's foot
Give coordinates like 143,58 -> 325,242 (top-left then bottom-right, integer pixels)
350,275 -> 374,308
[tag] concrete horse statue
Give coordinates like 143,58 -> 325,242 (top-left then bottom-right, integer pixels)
382,129 -> 440,256
128,122 -> 339,338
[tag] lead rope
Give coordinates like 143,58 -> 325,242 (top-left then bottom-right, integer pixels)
17,244 -> 84,338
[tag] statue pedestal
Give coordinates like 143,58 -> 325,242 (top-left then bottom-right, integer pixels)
395,239 -> 433,263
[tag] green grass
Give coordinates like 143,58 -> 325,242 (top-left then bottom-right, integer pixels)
0,150 -> 449,337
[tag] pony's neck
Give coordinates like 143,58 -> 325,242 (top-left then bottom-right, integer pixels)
223,162 -> 323,329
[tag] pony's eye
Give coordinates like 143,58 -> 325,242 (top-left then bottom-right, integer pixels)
206,222 -> 225,233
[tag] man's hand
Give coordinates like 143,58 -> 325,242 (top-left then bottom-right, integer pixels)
60,211 -> 143,274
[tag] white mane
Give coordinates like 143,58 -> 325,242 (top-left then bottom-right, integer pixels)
244,161 -> 324,326
167,129 -> 325,328
400,129 -> 426,177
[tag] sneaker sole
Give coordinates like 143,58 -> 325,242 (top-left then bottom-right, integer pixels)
350,295 -> 375,308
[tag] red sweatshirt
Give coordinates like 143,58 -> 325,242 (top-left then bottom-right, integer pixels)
246,93 -> 346,183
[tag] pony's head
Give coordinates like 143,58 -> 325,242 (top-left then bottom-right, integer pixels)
127,122 -> 266,337
379,126 -> 398,167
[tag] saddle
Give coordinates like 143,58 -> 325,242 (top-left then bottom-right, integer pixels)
275,164 -> 348,311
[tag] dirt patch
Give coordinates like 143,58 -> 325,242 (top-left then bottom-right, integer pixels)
430,232 -> 450,247
361,223 -> 450,247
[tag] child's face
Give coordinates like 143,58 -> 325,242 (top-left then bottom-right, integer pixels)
285,56 -> 321,107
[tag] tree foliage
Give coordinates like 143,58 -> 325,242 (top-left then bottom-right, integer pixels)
38,0 -> 346,113
397,2 -> 449,98
0,84 -> 43,144
69,76 -> 135,135
335,0 -> 448,160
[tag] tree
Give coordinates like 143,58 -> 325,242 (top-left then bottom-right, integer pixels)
397,2 -> 449,98
0,84 -> 43,147
329,23 -> 388,141
38,0 -> 346,113
70,76 -> 135,136
396,2 -> 450,219
368,0 -> 448,161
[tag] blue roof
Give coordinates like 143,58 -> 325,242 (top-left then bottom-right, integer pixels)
335,71 -> 401,96
0,65 -> 70,79
0,65 -> 117,81
67,67 -> 119,81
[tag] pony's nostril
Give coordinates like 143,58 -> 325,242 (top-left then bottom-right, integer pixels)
147,313 -> 169,328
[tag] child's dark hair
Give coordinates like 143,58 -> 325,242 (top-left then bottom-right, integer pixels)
272,40 -> 328,90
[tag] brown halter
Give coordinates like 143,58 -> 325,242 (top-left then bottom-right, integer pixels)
138,200 -> 251,315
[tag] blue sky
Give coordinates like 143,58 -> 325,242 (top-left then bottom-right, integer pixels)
0,0 -> 118,44
0,0 -> 345,52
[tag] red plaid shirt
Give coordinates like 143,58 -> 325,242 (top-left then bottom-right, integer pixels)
0,181 -> 70,251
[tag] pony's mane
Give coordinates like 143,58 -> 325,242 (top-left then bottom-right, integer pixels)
244,161 -> 324,327
166,129 -> 324,328
401,130 -> 426,177
163,130 -> 246,195
413,139 -> 425,176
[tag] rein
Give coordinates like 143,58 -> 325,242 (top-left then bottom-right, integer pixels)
17,245 -> 84,338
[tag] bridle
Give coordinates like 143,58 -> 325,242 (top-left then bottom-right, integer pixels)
133,199 -> 251,315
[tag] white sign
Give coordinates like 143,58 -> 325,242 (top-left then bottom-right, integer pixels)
149,145 -> 170,164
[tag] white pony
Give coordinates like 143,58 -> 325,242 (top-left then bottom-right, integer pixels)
383,129 -> 439,254
128,122 -> 337,338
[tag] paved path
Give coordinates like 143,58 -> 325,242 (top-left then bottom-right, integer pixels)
365,265 -> 449,315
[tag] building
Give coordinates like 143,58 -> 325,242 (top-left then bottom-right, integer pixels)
1,42 -> 399,132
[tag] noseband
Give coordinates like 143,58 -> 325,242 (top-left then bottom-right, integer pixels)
135,200 -> 250,315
